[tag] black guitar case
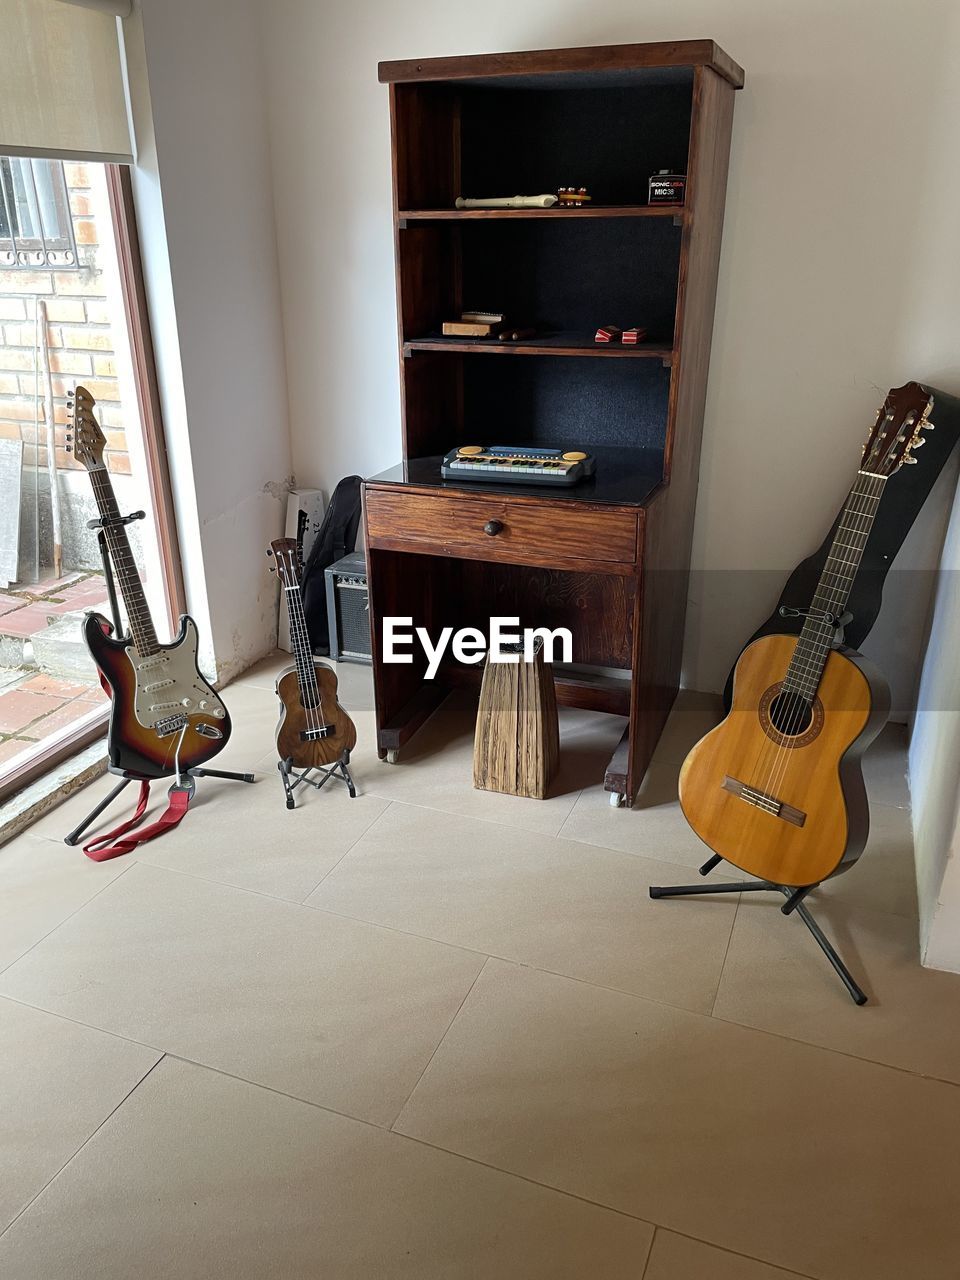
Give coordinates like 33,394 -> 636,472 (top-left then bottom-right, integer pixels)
723,382 -> 960,710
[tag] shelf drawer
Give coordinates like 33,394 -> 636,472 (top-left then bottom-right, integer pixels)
364,487 -> 639,568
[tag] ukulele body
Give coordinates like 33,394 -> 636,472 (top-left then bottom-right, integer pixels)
84,611 -> 231,780
679,633 -> 890,887
275,661 -> 357,769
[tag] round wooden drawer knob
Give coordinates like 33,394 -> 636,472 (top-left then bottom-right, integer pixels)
484,520 -> 504,536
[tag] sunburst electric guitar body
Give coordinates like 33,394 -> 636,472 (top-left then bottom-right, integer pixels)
680,383 -> 934,888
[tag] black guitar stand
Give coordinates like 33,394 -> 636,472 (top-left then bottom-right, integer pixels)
278,751 -> 356,810
63,514 -> 255,847
649,854 -> 868,1005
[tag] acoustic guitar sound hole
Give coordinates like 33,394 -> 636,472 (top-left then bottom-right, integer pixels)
758,682 -> 824,748
768,690 -> 813,736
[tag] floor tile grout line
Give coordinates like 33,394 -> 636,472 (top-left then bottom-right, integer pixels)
297,799 -> 397,905
709,893 -> 740,1018
0,1052 -> 166,1244
0,991 -> 175,1057
638,1225 -> 658,1280
2,877 -> 955,1094
660,1227 -> 820,1280
388,955 -> 491,1131
155,1051 -> 665,1229
0,859 -> 138,981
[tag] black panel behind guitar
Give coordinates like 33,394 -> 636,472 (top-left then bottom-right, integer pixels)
723,382 -> 960,710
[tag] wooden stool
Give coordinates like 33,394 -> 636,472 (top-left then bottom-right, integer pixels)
473,640 -> 559,799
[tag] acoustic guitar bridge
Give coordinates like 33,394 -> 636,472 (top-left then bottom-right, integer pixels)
302,725 -> 335,741
722,776 -> 806,828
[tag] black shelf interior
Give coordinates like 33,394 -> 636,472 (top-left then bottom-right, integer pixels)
462,355 -> 671,452
459,217 -> 682,339
458,74 -> 694,208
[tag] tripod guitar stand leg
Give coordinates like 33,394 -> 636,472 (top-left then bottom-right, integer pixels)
278,750 -> 357,810
649,855 -> 868,1006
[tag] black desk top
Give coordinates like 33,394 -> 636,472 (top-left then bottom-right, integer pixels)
366,446 -> 665,508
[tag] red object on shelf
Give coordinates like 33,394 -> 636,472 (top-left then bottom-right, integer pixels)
621,327 -> 649,345
594,325 -> 622,343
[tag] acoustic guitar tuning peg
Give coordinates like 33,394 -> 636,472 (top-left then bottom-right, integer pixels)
922,420 -> 935,430
903,456 -> 918,464
65,444 -> 72,452
268,565 -> 276,574
912,436 -> 927,448
265,548 -> 274,557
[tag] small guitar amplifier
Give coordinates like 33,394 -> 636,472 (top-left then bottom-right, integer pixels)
441,445 -> 595,487
324,553 -> 371,664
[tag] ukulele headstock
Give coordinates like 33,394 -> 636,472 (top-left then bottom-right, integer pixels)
66,384 -> 106,471
861,382 -> 935,477
267,538 -> 301,587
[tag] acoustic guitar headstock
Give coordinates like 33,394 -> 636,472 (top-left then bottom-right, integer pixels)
267,538 -> 302,587
65,384 -> 106,471
861,382 -> 935,477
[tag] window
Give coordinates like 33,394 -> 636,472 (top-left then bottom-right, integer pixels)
0,157 -> 78,269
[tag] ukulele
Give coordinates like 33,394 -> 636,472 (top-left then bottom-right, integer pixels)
680,382 -> 934,888
268,538 -> 357,772
68,385 -> 230,779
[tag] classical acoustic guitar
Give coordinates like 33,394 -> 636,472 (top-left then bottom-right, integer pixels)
268,538 -> 357,772
680,382 -> 934,888
68,385 -> 230,779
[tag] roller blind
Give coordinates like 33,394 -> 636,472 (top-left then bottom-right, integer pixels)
0,0 -> 133,162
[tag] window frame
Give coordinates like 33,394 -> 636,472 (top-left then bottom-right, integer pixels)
0,163 -> 186,805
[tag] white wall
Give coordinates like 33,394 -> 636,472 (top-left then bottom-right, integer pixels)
122,0 -> 291,683
259,0 -> 960,716
910,482 -> 960,972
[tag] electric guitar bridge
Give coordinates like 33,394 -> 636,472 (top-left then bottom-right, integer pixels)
155,713 -> 189,738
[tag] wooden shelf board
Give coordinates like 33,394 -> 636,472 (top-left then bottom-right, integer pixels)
404,333 -> 674,362
398,205 -> 684,222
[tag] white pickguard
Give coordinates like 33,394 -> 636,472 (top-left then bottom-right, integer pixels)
125,617 -> 227,734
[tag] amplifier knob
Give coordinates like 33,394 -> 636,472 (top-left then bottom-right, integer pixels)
483,520 -> 503,537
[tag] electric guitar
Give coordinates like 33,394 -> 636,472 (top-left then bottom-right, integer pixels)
268,538 -> 357,772
680,382 -> 934,888
68,385 -> 230,779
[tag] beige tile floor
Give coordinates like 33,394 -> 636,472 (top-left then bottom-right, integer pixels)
0,654 -> 957,1279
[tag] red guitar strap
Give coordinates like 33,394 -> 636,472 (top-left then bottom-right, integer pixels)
83,778 -> 194,862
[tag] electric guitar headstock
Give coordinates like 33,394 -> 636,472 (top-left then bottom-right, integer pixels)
65,384 -> 106,471
861,381 -> 935,477
267,538 -> 303,589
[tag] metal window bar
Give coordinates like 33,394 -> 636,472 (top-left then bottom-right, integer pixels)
0,158 -> 78,269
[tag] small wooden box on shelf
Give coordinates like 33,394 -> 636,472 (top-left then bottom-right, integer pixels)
364,40 -> 743,806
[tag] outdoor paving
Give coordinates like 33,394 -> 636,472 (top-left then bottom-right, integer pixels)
0,572 -> 109,763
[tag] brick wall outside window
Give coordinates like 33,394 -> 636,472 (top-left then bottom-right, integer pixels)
0,163 -> 130,478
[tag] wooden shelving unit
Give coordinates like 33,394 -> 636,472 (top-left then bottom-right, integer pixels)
398,205 -> 683,221
403,334 -> 674,362
364,40 -> 743,805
